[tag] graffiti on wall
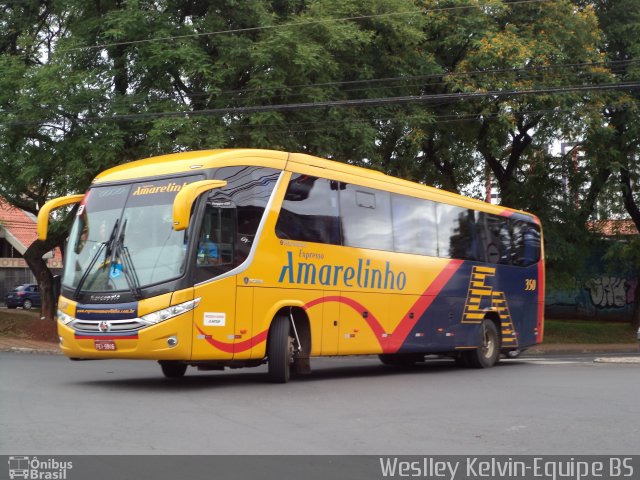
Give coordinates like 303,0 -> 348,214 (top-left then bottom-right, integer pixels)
585,277 -> 637,309
546,275 -> 637,320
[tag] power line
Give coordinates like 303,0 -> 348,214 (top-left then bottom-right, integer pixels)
7,82 -> 638,126
1,59 -> 634,116
58,0 -> 553,53
202,59 -> 637,98
3,82 -> 638,126
214,102 -> 640,137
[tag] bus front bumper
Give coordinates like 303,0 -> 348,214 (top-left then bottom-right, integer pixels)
57,316 -> 192,360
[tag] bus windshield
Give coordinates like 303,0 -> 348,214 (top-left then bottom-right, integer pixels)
62,175 -> 202,293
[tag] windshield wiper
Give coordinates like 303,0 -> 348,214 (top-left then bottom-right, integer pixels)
73,219 -> 120,300
111,219 -> 142,299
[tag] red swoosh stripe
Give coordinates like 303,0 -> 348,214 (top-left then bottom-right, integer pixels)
304,259 -> 463,353
305,295 -> 385,339
386,259 -> 462,352
195,325 -> 268,354
196,260 -> 463,355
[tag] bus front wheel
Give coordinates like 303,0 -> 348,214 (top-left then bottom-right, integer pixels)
159,361 -> 187,378
267,315 -> 294,383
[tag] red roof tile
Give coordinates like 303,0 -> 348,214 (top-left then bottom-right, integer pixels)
0,197 -> 62,261
588,219 -> 638,236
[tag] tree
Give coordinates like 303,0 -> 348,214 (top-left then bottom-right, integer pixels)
0,0 -> 632,323
0,0 -> 428,318
585,0 -> 640,328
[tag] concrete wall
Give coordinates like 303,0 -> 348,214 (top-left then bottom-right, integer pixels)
546,275 -> 638,321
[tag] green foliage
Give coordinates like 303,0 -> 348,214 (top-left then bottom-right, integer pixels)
544,319 -> 637,344
0,0 -> 637,307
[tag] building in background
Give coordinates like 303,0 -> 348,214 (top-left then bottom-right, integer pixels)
0,198 -> 62,302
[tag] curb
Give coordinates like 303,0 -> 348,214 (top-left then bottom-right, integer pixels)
2,346 -> 62,355
594,357 -> 640,364
525,344 -> 639,355
0,340 -> 61,355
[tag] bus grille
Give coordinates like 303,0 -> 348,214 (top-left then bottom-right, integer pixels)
70,318 -> 147,333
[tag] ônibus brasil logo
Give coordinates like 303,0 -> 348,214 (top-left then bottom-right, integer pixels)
8,456 -> 73,480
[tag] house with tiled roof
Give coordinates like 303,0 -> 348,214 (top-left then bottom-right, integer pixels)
0,197 -> 63,300
588,219 -> 638,237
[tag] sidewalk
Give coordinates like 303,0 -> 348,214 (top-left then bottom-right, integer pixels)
0,337 -> 61,354
526,343 -> 639,355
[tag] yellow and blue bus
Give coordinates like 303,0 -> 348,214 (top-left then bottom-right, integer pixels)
38,149 -> 544,382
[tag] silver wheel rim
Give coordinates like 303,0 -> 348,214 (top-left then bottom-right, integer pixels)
287,335 -> 295,365
482,328 -> 495,359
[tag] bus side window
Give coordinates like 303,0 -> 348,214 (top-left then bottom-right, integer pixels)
237,206 -> 262,261
523,224 -> 541,265
511,220 -> 541,266
483,214 -> 511,264
194,165 -> 280,282
275,175 -> 341,245
194,202 -> 236,282
340,185 -> 392,251
497,219 -> 512,264
391,194 -> 437,257
438,204 -> 478,261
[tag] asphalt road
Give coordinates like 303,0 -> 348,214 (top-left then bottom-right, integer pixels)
1,352 -> 638,455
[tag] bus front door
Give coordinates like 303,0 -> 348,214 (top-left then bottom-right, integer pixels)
191,276 -> 237,361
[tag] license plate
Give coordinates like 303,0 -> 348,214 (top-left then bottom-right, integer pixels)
94,339 -> 116,351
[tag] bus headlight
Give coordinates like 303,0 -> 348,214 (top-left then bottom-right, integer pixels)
57,310 -> 75,325
139,298 -> 201,325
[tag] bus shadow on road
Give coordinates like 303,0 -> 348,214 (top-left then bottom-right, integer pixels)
65,358 -> 522,391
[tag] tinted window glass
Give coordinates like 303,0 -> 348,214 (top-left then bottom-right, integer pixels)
195,202 -> 236,275
340,184 -> 392,251
195,166 -> 280,282
62,177 -> 202,291
511,220 -> 541,266
482,214 -> 512,264
391,194 -> 437,256
275,175 -> 341,245
476,213 -> 499,263
437,204 -> 478,260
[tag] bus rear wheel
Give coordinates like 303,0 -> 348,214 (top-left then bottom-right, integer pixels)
463,320 -> 500,368
267,315 -> 294,383
159,361 -> 187,378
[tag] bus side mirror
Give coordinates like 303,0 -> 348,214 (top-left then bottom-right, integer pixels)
172,180 -> 228,231
37,194 -> 85,241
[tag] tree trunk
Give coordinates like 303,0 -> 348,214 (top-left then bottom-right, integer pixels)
23,237 -> 62,321
619,165 -> 640,330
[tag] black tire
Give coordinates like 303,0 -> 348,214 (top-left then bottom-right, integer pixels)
23,299 -> 33,310
464,320 -> 500,368
267,315 -> 294,383
378,353 -> 424,366
454,352 -> 470,368
159,361 -> 187,378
